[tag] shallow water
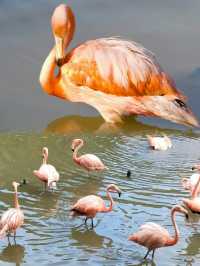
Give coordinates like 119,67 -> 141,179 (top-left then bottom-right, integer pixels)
0,1 -> 200,266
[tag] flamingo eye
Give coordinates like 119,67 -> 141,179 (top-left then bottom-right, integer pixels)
174,99 -> 187,108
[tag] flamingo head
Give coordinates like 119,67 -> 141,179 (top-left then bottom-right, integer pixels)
42,147 -> 48,159
142,95 -> 199,127
172,205 -> 189,219
51,4 -> 75,66
192,164 -> 200,171
107,184 -> 121,197
48,180 -> 57,190
71,138 -> 84,152
12,181 -> 20,190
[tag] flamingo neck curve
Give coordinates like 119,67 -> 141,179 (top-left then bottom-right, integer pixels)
14,187 -> 20,209
166,209 -> 180,246
103,189 -> 114,212
73,141 -> 84,163
192,174 -> 200,199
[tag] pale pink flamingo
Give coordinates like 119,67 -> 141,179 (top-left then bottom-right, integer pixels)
71,138 -> 108,172
128,205 -> 188,260
33,147 -> 59,190
182,174 -> 200,214
0,182 -> 24,244
181,173 -> 200,196
39,4 -> 199,127
147,134 -> 172,150
70,184 -> 121,227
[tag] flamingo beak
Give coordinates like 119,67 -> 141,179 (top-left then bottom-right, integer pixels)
55,36 -> 65,66
71,148 -> 74,152
118,191 -> 122,197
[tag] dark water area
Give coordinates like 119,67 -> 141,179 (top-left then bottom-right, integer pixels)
0,1 -> 200,266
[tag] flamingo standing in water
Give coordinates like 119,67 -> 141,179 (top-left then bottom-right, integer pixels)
39,4 -> 199,127
0,182 -> 24,244
71,138 -> 107,172
147,134 -> 172,150
70,184 -> 121,228
182,173 -> 200,214
128,205 -> 188,260
33,147 -> 60,190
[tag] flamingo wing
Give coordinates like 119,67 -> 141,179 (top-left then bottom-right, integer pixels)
62,37 -> 181,97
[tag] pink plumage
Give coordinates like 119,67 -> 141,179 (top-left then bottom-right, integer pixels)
33,147 -> 59,190
71,139 -> 108,172
0,182 -> 24,243
147,134 -> 172,151
128,205 -> 188,260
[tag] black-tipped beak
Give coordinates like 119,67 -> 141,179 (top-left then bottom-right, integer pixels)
118,191 -> 121,197
185,213 -> 189,220
192,167 -> 195,171
71,148 -> 74,152
56,58 -> 64,67
19,179 -> 27,186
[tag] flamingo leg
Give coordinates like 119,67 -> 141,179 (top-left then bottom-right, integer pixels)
7,234 -> 11,245
84,217 -> 88,225
91,218 -> 94,228
14,231 -> 16,244
143,249 -> 151,259
152,249 -> 155,259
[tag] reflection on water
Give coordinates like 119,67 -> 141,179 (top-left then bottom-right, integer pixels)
0,244 -> 25,266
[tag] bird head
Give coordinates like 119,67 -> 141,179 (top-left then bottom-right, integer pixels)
42,147 -> 48,158
192,164 -> 200,171
141,95 -> 199,127
71,138 -> 84,152
12,181 -> 20,190
172,205 -> 189,219
107,184 -> 122,197
51,4 -> 75,66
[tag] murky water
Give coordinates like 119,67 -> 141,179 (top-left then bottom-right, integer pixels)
0,0 -> 200,265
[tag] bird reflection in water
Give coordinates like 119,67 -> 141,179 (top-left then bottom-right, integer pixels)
0,244 -> 25,266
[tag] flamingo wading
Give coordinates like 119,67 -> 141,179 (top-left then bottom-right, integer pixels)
71,138 -> 107,172
39,4 -> 199,127
70,184 -> 121,228
33,147 -> 60,190
128,205 -> 188,260
0,182 -> 24,243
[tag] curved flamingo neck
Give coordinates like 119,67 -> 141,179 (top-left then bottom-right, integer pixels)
73,141 -> 84,162
166,209 -> 180,246
104,189 -> 114,212
192,174 -> 200,199
14,187 -> 20,209
43,152 -> 48,164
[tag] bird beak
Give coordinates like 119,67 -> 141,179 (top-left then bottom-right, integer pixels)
71,148 -> 74,152
140,96 -> 199,128
54,36 -> 65,66
118,191 -> 122,197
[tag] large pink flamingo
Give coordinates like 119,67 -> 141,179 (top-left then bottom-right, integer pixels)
0,182 -> 24,244
70,184 -> 121,227
128,205 -> 188,260
182,174 -> 200,213
33,147 -> 60,190
39,4 -> 199,127
147,134 -> 172,150
71,138 -> 108,172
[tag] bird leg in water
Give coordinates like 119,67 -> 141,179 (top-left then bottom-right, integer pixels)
7,234 -> 11,245
84,217 -> 94,228
14,231 -> 16,244
143,249 -> 151,259
152,249 -> 155,259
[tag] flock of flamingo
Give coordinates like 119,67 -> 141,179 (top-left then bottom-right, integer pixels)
1,2 -> 200,262
1,135 -> 200,260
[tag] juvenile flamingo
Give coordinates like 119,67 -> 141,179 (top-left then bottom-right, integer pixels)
71,138 -> 108,172
147,134 -> 172,150
70,184 -> 121,227
0,182 -> 24,244
128,205 -> 188,260
33,147 -> 59,190
182,174 -> 200,213
39,4 -> 199,127
181,173 -> 200,196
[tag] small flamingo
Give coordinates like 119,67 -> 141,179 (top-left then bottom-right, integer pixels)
33,147 -> 59,190
147,134 -> 172,150
70,184 -> 121,227
182,173 -> 200,196
128,205 -> 188,260
0,182 -> 24,244
71,139 -> 108,172
182,174 -> 200,214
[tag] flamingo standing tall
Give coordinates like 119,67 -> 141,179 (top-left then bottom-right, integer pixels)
39,4 -> 199,127
128,205 -> 188,260
33,147 -> 60,190
147,134 -> 172,150
182,174 -> 200,213
70,184 -> 121,227
71,138 -> 107,172
0,182 -> 24,244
